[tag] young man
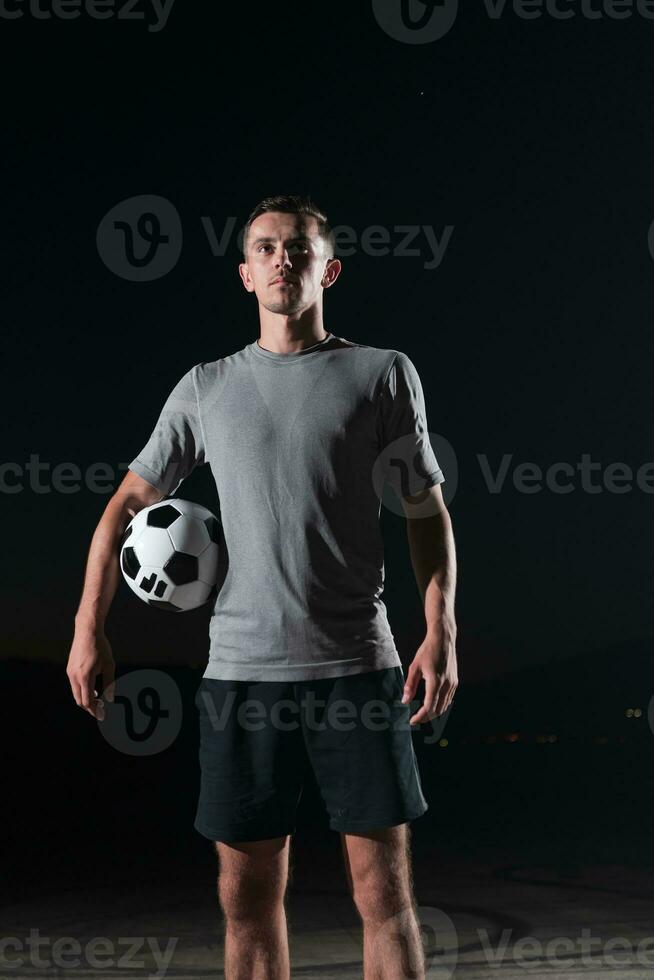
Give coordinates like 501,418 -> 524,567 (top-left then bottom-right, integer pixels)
67,194 -> 458,979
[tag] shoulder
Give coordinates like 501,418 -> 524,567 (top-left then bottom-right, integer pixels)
330,336 -> 405,377
190,345 -> 251,393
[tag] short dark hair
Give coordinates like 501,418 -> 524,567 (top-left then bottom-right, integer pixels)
242,193 -> 336,260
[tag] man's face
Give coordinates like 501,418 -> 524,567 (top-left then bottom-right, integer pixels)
239,211 -> 340,314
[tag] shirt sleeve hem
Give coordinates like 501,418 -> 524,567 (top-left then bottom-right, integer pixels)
423,469 -> 445,487
127,459 -> 169,495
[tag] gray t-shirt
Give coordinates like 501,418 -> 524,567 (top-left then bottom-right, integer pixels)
128,333 -> 445,681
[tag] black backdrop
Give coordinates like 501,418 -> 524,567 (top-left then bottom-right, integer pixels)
2,0 -> 653,904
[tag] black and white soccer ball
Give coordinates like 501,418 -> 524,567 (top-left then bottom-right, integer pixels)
120,498 -> 220,612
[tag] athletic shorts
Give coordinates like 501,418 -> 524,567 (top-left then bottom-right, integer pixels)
193,665 -> 429,843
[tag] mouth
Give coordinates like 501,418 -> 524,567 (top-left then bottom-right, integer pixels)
271,278 -> 296,286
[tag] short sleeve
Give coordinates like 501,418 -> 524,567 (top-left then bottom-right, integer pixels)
377,351 -> 445,495
128,366 -> 205,497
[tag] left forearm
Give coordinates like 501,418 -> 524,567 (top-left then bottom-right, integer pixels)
406,510 -> 457,636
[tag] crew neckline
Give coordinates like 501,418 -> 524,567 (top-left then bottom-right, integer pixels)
249,332 -> 335,362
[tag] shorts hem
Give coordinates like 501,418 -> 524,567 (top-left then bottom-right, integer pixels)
194,819 -> 296,843
329,804 -> 429,833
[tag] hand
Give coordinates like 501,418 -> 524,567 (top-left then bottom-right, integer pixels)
66,627 -> 116,721
401,627 -> 458,726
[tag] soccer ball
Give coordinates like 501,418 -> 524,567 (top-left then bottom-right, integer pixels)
120,498 -> 220,612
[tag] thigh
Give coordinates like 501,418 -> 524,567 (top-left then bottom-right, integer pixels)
194,677 -> 309,844
300,667 -> 429,833
215,836 -> 290,869
216,836 -> 292,885
340,823 -> 411,889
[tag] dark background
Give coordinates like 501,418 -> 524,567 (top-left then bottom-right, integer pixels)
2,0 -> 653,913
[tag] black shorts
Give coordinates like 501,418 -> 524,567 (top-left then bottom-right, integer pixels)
193,665 -> 429,843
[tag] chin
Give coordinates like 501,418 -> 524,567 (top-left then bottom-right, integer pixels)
264,300 -> 302,315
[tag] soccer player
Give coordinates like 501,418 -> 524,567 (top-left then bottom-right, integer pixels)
67,194 -> 458,979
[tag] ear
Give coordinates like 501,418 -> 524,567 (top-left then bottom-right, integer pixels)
238,261 -> 255,293
321,257 -> 342,289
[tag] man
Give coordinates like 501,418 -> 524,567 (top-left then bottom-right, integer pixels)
67,193 -> 458,979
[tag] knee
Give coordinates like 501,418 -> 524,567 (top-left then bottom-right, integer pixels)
353,874 -> 412,925
218,871 -> 286,924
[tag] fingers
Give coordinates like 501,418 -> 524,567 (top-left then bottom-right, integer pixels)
68,674 -> 82,709
80,678 -> 95,711
81,685 -> 105,721
407,675 -> 458,726
103,668 -> 116,704
67,673 -> 105,721
439,686 -> 456,716
401,663 -> 419,704
409,671 -> 437,727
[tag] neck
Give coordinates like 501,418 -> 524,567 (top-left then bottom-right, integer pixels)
257,310 -> 329,354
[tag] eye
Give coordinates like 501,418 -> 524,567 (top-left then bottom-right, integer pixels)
257,242 -> 309,254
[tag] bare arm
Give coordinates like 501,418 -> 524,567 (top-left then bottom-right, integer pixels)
403,482 -> 457,636
66,470 -> 163,719
401,482 -> 459,724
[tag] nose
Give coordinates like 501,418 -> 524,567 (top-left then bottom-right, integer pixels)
273,245 -> 293,272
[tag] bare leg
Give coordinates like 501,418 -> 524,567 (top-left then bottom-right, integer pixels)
216,835 -> 292,980
341,824 -> 425,980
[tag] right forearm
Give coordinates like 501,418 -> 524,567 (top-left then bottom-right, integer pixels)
75,499 -> 128,633
68,473 -> 160,719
